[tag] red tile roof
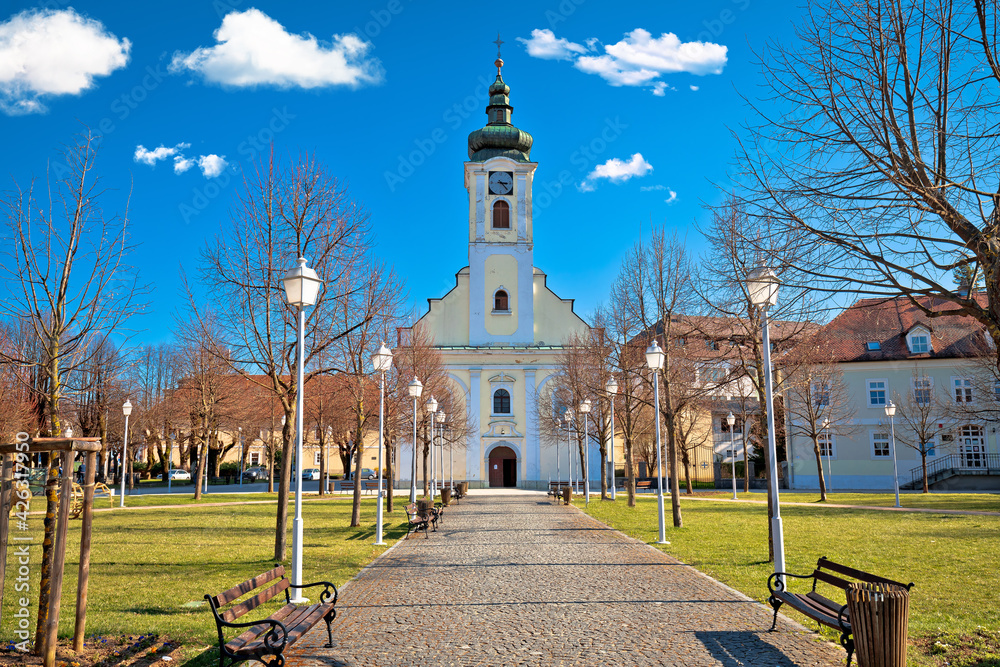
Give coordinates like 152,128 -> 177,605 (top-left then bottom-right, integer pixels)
811,294 -> 990,363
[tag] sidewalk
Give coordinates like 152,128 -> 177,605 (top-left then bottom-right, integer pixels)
286,492 -> 844,666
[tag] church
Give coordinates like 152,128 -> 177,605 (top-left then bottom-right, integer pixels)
401,52 -> 591,489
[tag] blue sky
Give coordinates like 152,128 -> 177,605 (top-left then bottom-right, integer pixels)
0,0 -> 802,345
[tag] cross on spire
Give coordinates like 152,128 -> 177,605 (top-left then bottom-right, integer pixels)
494,33 -> 504,58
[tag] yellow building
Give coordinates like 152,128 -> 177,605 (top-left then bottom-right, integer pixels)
408,55 -> 589,489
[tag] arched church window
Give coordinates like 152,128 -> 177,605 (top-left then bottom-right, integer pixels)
492,200 -> 510,229
493,389 -> 511,414
494,290 -> 509,311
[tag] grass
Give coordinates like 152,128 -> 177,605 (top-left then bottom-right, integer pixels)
3,496 -> 408,665
690,490 -> 1000,513
26,490 -> 365,512
578,495 -> 1000,666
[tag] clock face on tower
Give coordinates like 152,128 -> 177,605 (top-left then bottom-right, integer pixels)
488,171 -> 513,195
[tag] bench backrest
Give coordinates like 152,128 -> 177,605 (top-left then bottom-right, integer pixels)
814,557 -> 914,592
340,481 -> 355,490
362,480 -> 382,490
208,565 -> 289,623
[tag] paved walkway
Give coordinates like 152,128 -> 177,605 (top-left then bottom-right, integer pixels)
287,493 -> 845,666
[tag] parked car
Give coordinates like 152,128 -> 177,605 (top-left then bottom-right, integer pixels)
345,468 -> 377,481
168,469 -> 191,481
302,468 -> 320,481
242,467 -> 268,482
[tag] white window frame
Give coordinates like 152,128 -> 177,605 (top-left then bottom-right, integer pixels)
871,431 -> 891,458
907,328 -> 931,354
314,451 -> 322,466
952,376 -> 974,404
249,451 -> 261,466
817,431 -> 836,458
867,379 -> 888,408
812,381 -> 831,407
911,376 -> 934,405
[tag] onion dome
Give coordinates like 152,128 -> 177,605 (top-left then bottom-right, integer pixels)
467,57 -> 534,162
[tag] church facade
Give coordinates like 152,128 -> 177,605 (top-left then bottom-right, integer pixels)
401,56 -> 590,489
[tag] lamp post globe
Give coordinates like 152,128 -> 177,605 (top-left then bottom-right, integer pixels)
436,411 -> 446,497
727,411 -> 737,500
579,399 -> 592,506
605,376 -> 619,500
120,400 -> 132,508
407,377 -> 423,503
821,418 -> 833,493
645,340 -> 667,544
370,343 -> 393,545
884,401 -> 901,508
745,264 -> 785,581
564,408 -> 574,494
283,256 -> 323,602
425,396 -> 437,497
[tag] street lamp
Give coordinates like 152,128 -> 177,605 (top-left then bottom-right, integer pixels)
605,376 -> 619,501
407,377 -> 423,503
238,427 -> 244,488
727,412 -> 737,500
747,263 -> 785,580
119,400 -> 132,508
821,418 -> 833,493
884,401 -> 901,508
436,411 -> 446,495
579,399 -> 592,506
564,408 -> 574,494
282,256 -> 322,602
370,343 -> 393,545
425,395 -> 438,497
645,339 -> 667,545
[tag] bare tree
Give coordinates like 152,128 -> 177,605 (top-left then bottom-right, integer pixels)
733,0 -> 1000,366
194,151 -> 372,560
892,375 -> 954,493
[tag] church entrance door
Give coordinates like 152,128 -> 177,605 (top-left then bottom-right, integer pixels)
488,446 -> 517,488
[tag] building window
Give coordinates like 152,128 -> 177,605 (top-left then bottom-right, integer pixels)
922,439 -> 936,457
953,377 -> 973,403
250,451 -> 261,466
872,431 -> 891,458
720,416 -> 743,433
818,431 -> 835,458
912,376 -> 933,405
493,389 -> 511,414
866,341 -> 881,351
867,379 -> 888,407
494,289 -> 509,312
676,337 -> 686,347
706,339 -> 719,350
813,381 -> 831,407
492,200 -> 510,229
958,424 -> 986,467
907,330 -> 931,353
993,380 -> 1000,402
314,451 -> 321,466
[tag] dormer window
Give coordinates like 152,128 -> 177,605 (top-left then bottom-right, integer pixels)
494,289 -> 509,312
907,328 -> 932,354
492,200 -> 510,229
866,341 -> 881,351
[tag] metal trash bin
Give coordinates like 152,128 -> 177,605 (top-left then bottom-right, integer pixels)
846,582 -> 910,667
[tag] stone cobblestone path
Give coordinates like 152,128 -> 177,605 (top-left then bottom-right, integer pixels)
286,492 -> 845,666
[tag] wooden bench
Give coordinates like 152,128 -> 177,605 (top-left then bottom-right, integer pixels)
635,480 -> 654,493
361,479 -> 382,494
405,502 -> 431,538
206,564 -> 339,667
767,557 -> 914,666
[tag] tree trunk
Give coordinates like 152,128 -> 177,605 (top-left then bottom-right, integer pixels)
625,433 -> 636,507
350,427 -> 364,527
193,439 -> 207,501
33,459 -> 59,655
921,453 -> 929,493
318,439 -> 326,497
813,438 -> 828,502
273,418 -> 293,560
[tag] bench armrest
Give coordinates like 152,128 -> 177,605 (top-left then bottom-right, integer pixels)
767,571 -> 815,596
207,602 -> 289,654
288,580 -> 339,605
836,603 -> 850,633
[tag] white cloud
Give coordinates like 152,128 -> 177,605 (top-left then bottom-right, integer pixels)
521,27 -> 726,96
516,29 -> 587,61
640,184 -> 668,192
170,9 -> 383,89
690,85 -> 700,91
134,143 -> 190,166
0,9 -> 130,114
173,156 -> 195,173
579,153 -> 653,191
198,154 -> 228,178
665,189 -> 678,205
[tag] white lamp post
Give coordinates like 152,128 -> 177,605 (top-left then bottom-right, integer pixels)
436,411 -> 446,495
167,431 -> 174,494
238,427 -> 244,488
564,408 -> 574,494
645,340 -> 667,544
579,399 -> 592,506
884,401 -> 901,508
425,395 -> 438,497
120,400 -> 132,508
605,376 -> 619,500
821,418 -> 833,492
407,378 -> 423,503
554,416 -> 562,489
371,342 -> 393,545
283,256 -> 322,602
747,264 -> 785,580
727,412 -> 737,500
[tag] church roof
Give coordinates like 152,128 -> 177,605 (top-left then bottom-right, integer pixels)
467,51 -> 533,162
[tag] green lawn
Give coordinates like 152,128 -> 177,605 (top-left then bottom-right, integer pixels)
3,496 -> 408,665
691,490 -> 1000,513
579,496 -> 1000,666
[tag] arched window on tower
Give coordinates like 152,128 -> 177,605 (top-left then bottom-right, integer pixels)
494,289 -> 509,312
492,200 -> 510,229
493,389 -> 511,414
